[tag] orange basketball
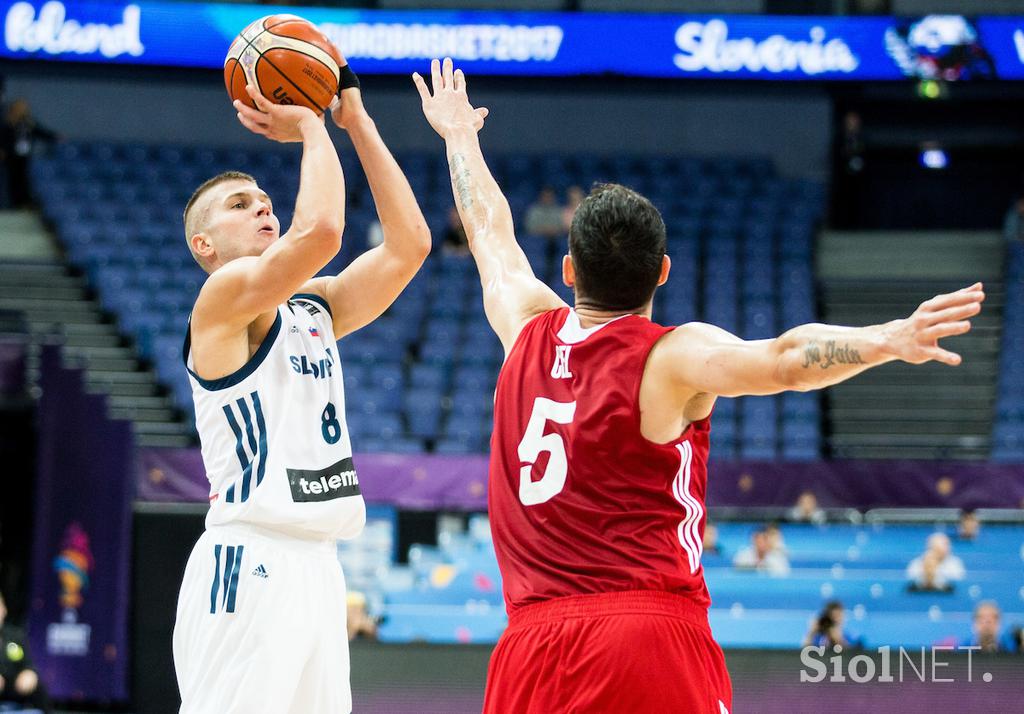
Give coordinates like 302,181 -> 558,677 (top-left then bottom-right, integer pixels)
224,15 -> 344,115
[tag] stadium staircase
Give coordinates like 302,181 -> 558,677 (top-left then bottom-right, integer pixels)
0,211 -> 193,447
817,230 -> 1004,459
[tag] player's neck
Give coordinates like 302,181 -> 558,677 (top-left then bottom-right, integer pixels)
572,302 -> 652,329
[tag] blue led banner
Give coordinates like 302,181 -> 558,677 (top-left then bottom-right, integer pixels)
3,1 -> 1024,80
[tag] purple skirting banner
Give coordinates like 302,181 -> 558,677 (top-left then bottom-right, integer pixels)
706,460 -> 1024,511
29,346 -> 134,702
138,447 -> 1023,511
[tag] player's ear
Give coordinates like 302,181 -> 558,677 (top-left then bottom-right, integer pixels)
562,254 -> 575,288
191,232 -> 214,260
656,255 -> 671,287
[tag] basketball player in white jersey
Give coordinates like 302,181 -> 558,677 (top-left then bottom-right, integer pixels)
172,66 -> 432,714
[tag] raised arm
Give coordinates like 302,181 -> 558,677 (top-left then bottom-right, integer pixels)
302,83 -> 431,338
650,283 -> 985,403
196,85 -> 344,330
414,58 -> 564,353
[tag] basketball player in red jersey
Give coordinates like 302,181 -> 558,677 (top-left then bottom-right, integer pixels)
415,58 -> 985,713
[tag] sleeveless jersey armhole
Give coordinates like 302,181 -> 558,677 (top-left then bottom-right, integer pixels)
503,308 -> 567,364
632,326 -> 711,447
184,310 -> 283,391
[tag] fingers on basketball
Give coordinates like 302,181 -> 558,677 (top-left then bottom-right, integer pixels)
245,84 -> 273,112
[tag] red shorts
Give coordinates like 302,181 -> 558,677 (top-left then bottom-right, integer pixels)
483,590 -> 732,714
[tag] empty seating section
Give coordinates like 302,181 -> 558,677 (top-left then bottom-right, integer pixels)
355,513 -> 1023,647
994,242 -> 1024,461
31,142 -> 824,457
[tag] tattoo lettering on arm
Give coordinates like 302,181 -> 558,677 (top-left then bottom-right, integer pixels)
450,153 -> 473,210
802,340 -> 866,369
802,341 -> 821,368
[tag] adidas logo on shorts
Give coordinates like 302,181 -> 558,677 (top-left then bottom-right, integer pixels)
251,564 -> 269,579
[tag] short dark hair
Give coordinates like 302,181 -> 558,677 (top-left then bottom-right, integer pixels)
568,183 -> 666,311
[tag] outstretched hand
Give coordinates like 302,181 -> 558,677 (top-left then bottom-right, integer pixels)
233,85 -> 322,143
883,283 -> 985,366
412,58 -> 489,140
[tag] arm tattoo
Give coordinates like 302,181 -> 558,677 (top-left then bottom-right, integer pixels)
802,341 -> 821,368
450,152 -> 473,210
802,340 -> 866,369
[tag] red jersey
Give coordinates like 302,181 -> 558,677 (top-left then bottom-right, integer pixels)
489,307 -> 712,615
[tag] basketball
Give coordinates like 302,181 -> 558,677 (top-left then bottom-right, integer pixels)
224,15 -> 344,115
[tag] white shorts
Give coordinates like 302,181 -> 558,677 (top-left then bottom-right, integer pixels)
173,523 -> 351,714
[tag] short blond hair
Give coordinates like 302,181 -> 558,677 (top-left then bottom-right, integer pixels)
183,171 -> 256,270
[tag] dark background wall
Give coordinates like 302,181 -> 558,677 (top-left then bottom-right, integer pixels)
2,63 -> 832,179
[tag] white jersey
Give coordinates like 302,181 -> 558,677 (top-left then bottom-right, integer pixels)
184,292 -> 365,541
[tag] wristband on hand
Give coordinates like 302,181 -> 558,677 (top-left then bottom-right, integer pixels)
339,65 -> 360,92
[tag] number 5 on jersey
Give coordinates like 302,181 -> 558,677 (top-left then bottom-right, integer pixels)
518,397 -> 576,506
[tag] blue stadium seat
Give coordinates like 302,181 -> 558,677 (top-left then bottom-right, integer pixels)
713,398 -> 737,420
453,365 -> 493,393
352,411 -> 404,440
419,340 -> 458,367
446,413 -> 488,441
409,363 -> 448,390
449,391 -> 493,418
457,337 -> 502,368
349,387 -> 403,417
781,392 -> 819,421
435,439 -> 481,455
742,301 -> 776,340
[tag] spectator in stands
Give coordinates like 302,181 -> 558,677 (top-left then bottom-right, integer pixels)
764,523 -> 787,554
561,185 -> 585,233
0,98 -> 58,209
957,509 -> 981,541
1003,197 -> 1024,244
733,528 -> 790,577
908,550 -> 952,592
524,186 -> 565,238
0,590 -> 49,713
442,206 -> 470,256
803,600 -> 856,649
906,532 -> 965,592
346,591 -> 377,642
789,490 -> 826,525
702,522 -> 721,557
964,601 -> 1011,653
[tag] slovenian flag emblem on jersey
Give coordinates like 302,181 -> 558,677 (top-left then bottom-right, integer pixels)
308,326 -> 319,337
